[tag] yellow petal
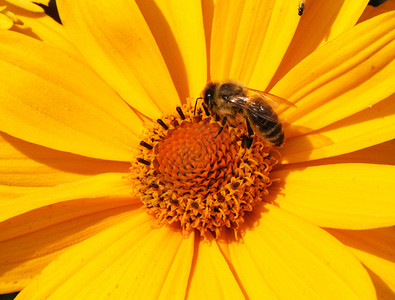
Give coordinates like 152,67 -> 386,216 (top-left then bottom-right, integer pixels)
0,30 -> 143,161
0,11 -> 14,29
284,135 -> 395,167
358,0 -> 395,23
273,11 -> 395,133
249,0 -> 303,90
137,0 -> 207,98
229,204 -> 375,299
218,231 -> 278,299
0,205 -> 137,293
327,139 -> 395,165
272,163 -> 395,229
4,0 -> 44,12
187,238 -> 244,299
0,185 -> 48,199
16,211 -> 194,299
157,233 -> 195,300
0,173 -> 135,223
9,5 -> 80,55
327,227 -> 395,298
272,0 -> 369,86
1,1 -> 75,54
281,95 -> 395,163
57,0 -> 180,118
30,0 -> 49,5
210,0 -> 300,89
0,132 -> 129,195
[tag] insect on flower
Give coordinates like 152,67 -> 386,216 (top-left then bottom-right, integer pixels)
298,0 -> 306,16
197,81 -> 295,148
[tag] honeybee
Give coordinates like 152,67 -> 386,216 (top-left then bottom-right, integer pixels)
298,0 -> 306,16
199,81 -> 295,147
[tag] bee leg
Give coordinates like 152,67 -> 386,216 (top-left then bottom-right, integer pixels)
214,115 -> 228,140
241,116 -> 254,149
194,97 -> 202,116
241,134 -> 253,149
203,104 -> 210,116
241,134 -> 254,149
245,116 -> 254,138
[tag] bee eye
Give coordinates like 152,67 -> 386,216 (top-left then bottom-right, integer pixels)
222,95 -> 229,101
204,90 -> 213,102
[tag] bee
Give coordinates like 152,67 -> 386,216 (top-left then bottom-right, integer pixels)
298,0 -> 306,16
198,81 -> 295,148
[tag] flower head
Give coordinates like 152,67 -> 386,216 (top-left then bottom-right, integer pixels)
0,0 -> 395,299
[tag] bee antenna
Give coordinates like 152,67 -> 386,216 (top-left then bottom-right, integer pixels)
194,97 -> 202,116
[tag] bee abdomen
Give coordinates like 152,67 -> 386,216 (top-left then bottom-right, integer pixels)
270,131 -> 284,146
265,122 -> 282,138
250,115 -> 284,146
261,122 -> 284,146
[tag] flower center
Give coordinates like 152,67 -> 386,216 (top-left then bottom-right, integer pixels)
130,101 -> 280,239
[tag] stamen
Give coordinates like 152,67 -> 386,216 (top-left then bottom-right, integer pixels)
157,119 -> 169,130
137,158 -> 150,166
176,107 -> 186,120
140,141 -> 153,150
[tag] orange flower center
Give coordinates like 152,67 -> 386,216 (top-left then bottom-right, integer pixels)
130,102 -> 279,239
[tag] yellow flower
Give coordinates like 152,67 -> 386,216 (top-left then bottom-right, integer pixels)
0,0 -> 394,299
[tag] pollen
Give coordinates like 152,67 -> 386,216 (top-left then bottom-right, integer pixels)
130,101 -> 280,239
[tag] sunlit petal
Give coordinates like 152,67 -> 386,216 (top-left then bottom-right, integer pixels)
187,238 -> 245,299
272,0 -> 369,86
0,173 -> 135,223
9,6 -> 79,55
282,95 -> 395,163
218,231 -> 278,299
0,11 -> 14,29
0,205 -> 137,293
4,0 -> 44,12
319,139 -> 395,166
248,0 -> 305,89
281,139 -> 395,172
272,164 -> 395,229
327,227 -> 395,298
228,205 -> 375,299
0,30 -> 143,161
0,132 -> 129,195
57,0 -> 180,118
273,11 -> 395,133
358,0 -> 395,23
136,0 -> 207,98
210,0 -> 300,89
16,211 -> 194,299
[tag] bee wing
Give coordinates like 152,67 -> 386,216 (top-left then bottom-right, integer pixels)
227,96 -> 281,123
247,88 -> 296,108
